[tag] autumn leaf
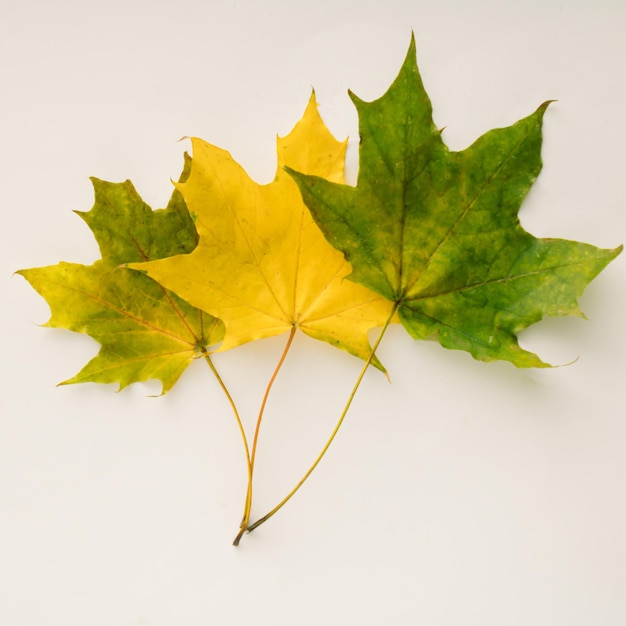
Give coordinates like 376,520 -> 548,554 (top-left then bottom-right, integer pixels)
287,37 -> 622,367
18,158 -> 224,393
16,36 -> 624,545
130,94 -> 394,365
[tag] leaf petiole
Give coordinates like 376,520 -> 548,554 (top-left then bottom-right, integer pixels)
243,303 -> 399,538
233,326 -> 297,546
201,352 -> 253,530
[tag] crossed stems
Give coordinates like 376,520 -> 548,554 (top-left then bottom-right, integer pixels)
233,326 -> 297,546
206,304 -> 398,546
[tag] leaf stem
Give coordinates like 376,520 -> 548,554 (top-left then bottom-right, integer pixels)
201,352 -> 252,524
233,325 -> 297,546
244,303 -> 398,536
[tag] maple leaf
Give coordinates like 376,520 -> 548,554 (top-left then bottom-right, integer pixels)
130,94 -> 394,365
287,37 -> 622,367
18,158 -> 224,393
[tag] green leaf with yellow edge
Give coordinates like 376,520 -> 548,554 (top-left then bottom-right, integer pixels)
18,158 -> 224,393
130,94 -> 394,366
288,37 -> 622,367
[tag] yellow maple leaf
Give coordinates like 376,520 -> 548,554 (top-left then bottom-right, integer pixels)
130,94 -> 393,363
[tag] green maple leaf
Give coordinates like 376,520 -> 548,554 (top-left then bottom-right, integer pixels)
18,157 -> 224,393
287,37 -> 622,367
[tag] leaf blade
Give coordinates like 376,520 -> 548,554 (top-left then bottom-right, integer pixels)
132,94 -> 394,366
18,163 -> 223,393
288,40 -> 622,367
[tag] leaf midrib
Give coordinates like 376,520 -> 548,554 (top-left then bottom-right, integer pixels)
398,126 -> 535,303
98,190 -> 205,346
404,258 -> 589,303
45,275 -> 198,348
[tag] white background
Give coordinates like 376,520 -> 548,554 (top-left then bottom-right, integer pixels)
1,1 -> 625,624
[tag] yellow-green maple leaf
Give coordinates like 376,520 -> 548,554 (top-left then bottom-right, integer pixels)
131,94 -> 393,363
18,161 -> 224,393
